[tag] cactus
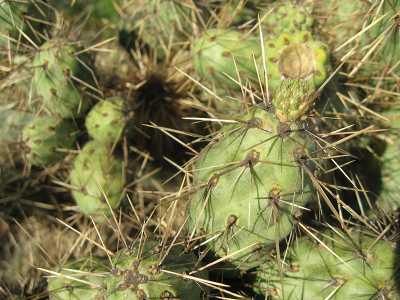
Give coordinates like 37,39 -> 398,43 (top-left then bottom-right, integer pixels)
264,30 -> 329,92
85,97 -> 127,144
192,28 -> 261,91
313,0 -> 368,54
22,115 -> 78,167
48,241 -> 207,299
314,0 -> 400,80
0,0 -> 53,48
192,27 -> 329,98
374,106 -> 400,211
261,1 -> 313,36
254,228 -> 398,299
127,0 -> 195,50
32,39 -> 91,119
69,140 -> 125,220
48,257 -> 108,300
187,81 -> 317,268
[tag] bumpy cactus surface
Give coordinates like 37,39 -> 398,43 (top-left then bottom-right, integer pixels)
32,40 -> 90,118
187,85 -> 316,268
375,106 -> 400,211
192,28 -> 261,91
261,1 -> 313,36
48,257 -> 107,300
48,241 -> 206,299
69,140 -> 125,219
254,228 -> 398,299
22,115 -> 77,166
85,97 -> 127,144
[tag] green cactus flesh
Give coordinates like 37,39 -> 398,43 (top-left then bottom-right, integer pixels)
32,40 -> 89,118
192,28 -> 261,91
104,242 -> 206,299
254,229 -> 398,299
48,241 -> 206,299
261,1 -> 313,36
187,106 -> 315,269
192,28 -> 329,97
375,107 -> 400,211
264,30 -> 329,92
85,97 -> 126,144
69,140 -> 125,219
48,257 -> 108,300
272,79 -> 316,123
22,115 -> 77,166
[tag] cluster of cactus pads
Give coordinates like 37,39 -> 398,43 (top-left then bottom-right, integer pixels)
1,0 -> 400,299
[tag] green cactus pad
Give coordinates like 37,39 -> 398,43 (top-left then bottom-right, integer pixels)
32,40 -> 89,118
48,241 -> 207,299
254,229 -> 398,299
192,28 -> 261,91
85,97 -> 126,144
261,1 -> 313,36
104,242 -> 206,299
48,257 -> 108,300
187,106 -> 314,269
264,30 -> 329,92
69,140 -> 125,220
22,115 -> 78,166
375,107 -> 400,211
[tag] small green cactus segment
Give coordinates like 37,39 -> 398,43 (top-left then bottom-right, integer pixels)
104,242 -> 206,299
264,31 -> 329,92
187,106 -> 314,269
192,29 -> 261,90
85,97 -> 126,144
48,257 -> 107,300
272,79 -> 315,123
32,40 -> 89,118
254,229 -> 398,299
261,1 -> 313,36
375,108 -> 400,211
48,242 -> 206,299
22,116 -> 77,166
69,140 -> 125,219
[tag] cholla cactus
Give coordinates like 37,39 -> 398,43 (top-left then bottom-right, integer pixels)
22,115 -> 78,167
85,97 -> 127,144
69,140 -> 125,220
32,39 -> 91,118
254,227 -> 398,299
187,81 -> 320,269
48,240 -> 207,299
